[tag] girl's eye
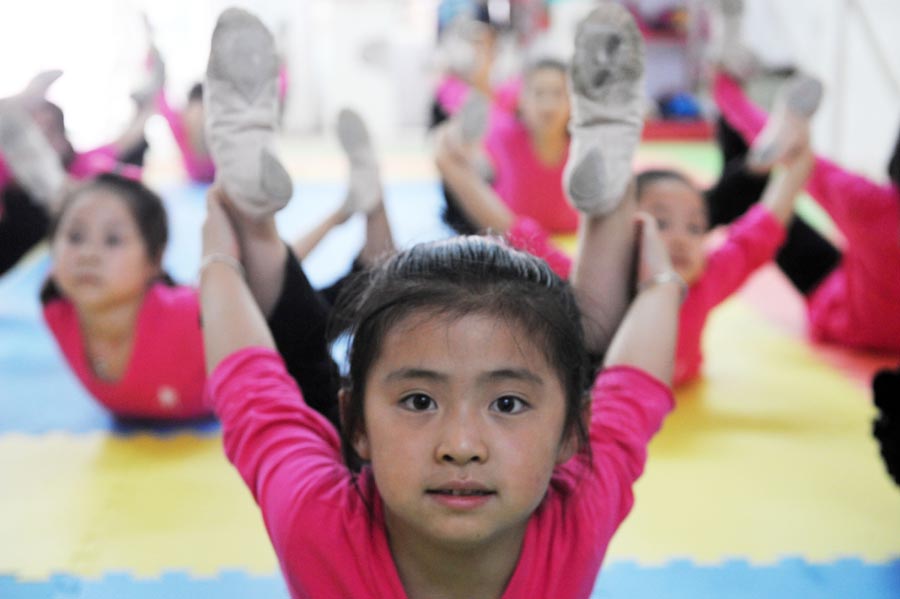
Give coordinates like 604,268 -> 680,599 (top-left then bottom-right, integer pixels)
66,230 -> 83,244
105,234 -> 123,247
688,223 -> 705,236
655,218 -> 669,231
400,393 -> 436,412
491,395 -> 529,414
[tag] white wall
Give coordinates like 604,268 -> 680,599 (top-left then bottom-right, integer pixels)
0,0 -> 897,177
744,0 -> 900,180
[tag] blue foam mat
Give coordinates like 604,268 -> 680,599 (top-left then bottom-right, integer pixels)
3,558 -> 898,599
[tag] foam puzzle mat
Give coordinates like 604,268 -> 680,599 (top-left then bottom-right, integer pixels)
1,141 -> 897,598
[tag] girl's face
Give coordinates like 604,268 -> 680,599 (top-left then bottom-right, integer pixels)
356,310 -> 573,552
519,68 -> 570,138
638,178 -> 709,285
51,189 -> 159,310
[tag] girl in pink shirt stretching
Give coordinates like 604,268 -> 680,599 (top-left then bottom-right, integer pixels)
713,70 -> 900,353
40,173 -> 209,421
436,57 -> 578,236
200,6 -> 682,598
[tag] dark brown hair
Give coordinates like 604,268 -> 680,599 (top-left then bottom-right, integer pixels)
328,235 -> 595,473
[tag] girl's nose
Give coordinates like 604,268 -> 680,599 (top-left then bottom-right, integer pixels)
435,410 -> 488,466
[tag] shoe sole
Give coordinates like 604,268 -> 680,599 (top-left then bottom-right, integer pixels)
207,8 -> 278,104
571,3 -> 644,102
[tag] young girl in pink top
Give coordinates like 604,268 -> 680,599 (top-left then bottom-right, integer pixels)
437,57 -> 578,236
40,173 -> 209,421
712,70 -> 900,352
200,6 -> 681,597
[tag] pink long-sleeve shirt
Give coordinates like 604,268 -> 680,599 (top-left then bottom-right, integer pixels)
0,144 -> 141,193
209,347 -> 673,599
506,204 -> 786,386
485,110 -> 579,234
155,91 -> 215,184
42,282 -> 209,420
714,72 -> 900,352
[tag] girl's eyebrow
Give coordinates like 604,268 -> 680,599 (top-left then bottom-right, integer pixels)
385,368 -> 448,383
384,368 -> 543,385
479,369 -> 543,385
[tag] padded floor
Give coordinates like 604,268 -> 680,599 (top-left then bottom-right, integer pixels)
1,140 -> 897,598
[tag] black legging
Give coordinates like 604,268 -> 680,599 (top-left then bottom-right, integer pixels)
431,98 -> 480,235
0,136 -> 150,277
0,186 -> 50,276
705,117 -> 842,295
266,250 -> 344,429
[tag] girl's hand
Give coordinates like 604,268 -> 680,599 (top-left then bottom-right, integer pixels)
635,211 -> 675,287
203,184 -> 240,262
434,121 -> 470,166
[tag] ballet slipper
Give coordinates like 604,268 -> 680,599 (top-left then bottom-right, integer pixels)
0,101 -> 66,206
336,108 -> 382,215
205,7 -> 292,220
748,75 -> 823,171
563,2 -> 645,215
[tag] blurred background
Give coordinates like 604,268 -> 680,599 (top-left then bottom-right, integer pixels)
0,0 -> 898,180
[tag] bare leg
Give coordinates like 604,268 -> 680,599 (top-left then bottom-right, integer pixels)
572,187 -> 637,356
359,201 -> 395,267
565,4 -> 644,355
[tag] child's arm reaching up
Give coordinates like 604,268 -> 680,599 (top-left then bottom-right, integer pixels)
759,125 -> 815,225
200,185 -> 276,374
603,213 -> 682,386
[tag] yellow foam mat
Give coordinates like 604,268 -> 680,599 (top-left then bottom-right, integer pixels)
608,300 -> 900,564
0,433 -> 278,580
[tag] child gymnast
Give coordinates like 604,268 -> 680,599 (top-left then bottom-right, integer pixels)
712,70 -> 900,354
435,56 -> 578,237
200,5 -> 682,598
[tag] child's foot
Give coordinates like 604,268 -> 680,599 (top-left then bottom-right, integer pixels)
748,74 -> 823,170
18,70 -> 63,105
205,7 -> 292,220
563,2 -> 645,215
0,101 -> 66,205
337,108 -> 382,215
705,0 -> 760,81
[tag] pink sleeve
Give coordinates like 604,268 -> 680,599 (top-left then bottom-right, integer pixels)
436,75 -> 470,116
805,156 -> 900,234
699,204 -> 786,308
68,145 -> 142,180
712,71 -> 767,144
208,347 -> 343,549
506,216 -> 572,279
155,90 -> 182,135
586,365 -> 674,518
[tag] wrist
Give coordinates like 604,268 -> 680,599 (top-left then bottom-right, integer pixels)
199,252 -> 245,281
638,270 -> 687,302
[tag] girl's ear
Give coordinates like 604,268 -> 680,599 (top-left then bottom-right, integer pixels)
340,388 -> 370,460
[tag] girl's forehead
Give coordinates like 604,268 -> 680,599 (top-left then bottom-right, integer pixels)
639,178 -> 704,209
62,188 -> 135,225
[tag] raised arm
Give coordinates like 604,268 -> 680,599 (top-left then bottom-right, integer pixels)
434,121 -> 514,234
200,187 -> 275,374
603,213 -> 681,386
